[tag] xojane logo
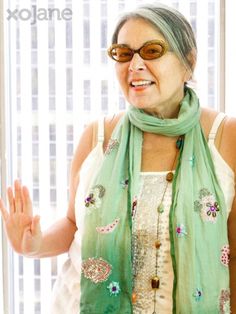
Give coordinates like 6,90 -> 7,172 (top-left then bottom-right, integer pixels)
7,5 -> 73,25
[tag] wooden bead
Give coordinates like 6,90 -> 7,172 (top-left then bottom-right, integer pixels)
166,171 -> 174,182
132,292 -> 137,304
151,276 -> 160,289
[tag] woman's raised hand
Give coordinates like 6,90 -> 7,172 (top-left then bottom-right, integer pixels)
0,180 -> 42,256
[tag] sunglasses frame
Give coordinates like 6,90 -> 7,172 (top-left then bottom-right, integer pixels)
107,39 -> 169,62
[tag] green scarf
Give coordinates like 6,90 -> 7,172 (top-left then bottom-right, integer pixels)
80,87 -> 230,314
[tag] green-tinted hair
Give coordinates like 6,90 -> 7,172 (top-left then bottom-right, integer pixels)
111,2 -> 197,74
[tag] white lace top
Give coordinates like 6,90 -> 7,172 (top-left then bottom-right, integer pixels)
132,172 -> 173,313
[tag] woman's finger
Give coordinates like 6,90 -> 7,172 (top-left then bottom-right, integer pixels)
22,186 -> 33,216
14,180 -> 23,213
7,187 -> 16,214
31,215 -> 41,237
0,198 -> 9,221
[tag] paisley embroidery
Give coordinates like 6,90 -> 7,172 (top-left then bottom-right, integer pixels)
96,218 -> 120,234
219,289 -> 231,314
81,257 -> 112,283
105,139 -> 119,155
194,188 -> 220,223
220,245 -> 230,267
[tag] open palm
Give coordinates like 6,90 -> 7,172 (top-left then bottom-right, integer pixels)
0,180 -> 42,256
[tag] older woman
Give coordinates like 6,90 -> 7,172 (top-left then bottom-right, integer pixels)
1,3 -> 235,314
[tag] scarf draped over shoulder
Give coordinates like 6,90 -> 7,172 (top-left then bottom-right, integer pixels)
79,87 -> 230,314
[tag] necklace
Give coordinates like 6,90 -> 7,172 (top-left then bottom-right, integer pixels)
131,135 -> 184,312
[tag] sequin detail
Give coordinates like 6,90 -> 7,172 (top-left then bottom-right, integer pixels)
105,139 -> 119,155
219,289 -> 231,314
176,224 -> 187,237
85,185 -> 105,214
221,245 -> 230,267
121,178 -> 129,189
96,218 -> 120,234
189,155 -> 195,167
81,257 -> 112,283
193,288 -> 203,301
194,188 -> 220,223
107,281 -> 121,296
132,196 -> 138,218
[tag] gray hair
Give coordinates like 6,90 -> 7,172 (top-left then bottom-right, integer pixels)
111,2 -> 197,74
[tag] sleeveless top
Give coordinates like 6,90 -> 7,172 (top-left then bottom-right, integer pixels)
56,112 -> 234,314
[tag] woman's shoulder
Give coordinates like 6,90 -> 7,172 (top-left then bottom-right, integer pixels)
201,106 -> 236,173
103,111 -> 126,148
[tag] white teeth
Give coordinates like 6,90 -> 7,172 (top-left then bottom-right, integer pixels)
131,80 -> 153,87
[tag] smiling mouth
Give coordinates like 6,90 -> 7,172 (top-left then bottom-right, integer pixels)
130,80 -> 154,87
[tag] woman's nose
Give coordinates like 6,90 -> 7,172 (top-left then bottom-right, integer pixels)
128,53 -> 146,72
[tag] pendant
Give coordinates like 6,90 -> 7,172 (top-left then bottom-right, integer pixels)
151,276 -> 160,289
166,171 -> 174,182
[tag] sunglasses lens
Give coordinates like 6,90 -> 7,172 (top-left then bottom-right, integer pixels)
140,43 -> 166,60
110,47 -> 133,62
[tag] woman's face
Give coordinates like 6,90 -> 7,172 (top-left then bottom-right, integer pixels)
115,18 -> 190,118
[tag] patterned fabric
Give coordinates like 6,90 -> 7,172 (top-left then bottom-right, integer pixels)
80,88 -> 230,313
132,173 -> 173,313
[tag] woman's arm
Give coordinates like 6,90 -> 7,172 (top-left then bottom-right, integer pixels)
0,121 -> 95,258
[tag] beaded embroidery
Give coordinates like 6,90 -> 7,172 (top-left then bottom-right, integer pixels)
220,245 -> 230,267
81,257 -> 112,283
84,185 -> 105,214
176,224 -> 187,237
107,281 -> 121,296
121,178 -> 129,189
193,288 -> 203,301
132,196 -> 138,218
194,188 -> 220,223
105,139 -> 119,155
219,289 -> 231,314
96,218 -> 120,234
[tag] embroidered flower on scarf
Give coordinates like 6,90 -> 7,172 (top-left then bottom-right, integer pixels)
219,289 -> 231,314
220,245 -> 230,267
189,155 -> 195,167
194,188 -> 220,223
132,196 -> 138,218
107,281 -> 121,296
84,184 -> 105,214
121,178 -> 129,189
105,139 -> 119,155
96,218 -> 120,234
176,224 -> 187,237
81,257 -> 112,283
193,288 -> 203,301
